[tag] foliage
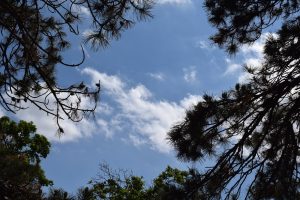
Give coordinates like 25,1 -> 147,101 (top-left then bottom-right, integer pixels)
76,187 -> 95,200
76,164 -> 196,200
45,188 -> 75,200
88,163 -> 147,199
0,116 -> 52,200
168,1 -> 300,199
205,0 -> 300,54
0,0 -> 152,133
147,166 -> 194,200
44,187 -> 94,200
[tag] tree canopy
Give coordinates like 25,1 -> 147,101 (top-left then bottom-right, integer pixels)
82,164 -> 194,200
0,0 -> 152,133
168,0 -> 300,199
0,116 -> 52,200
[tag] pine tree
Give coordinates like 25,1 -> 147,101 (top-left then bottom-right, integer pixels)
169,1 -> 300,199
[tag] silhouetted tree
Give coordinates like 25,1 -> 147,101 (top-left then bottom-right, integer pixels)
0,0 -> 152,133
45,188 -> 75,200
0,116 -> 52,200
169,1 -> 300,199
76,187 -> 94,200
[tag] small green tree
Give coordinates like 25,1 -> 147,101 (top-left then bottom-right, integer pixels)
147,166 -> 190,200
0,116 -> 52,200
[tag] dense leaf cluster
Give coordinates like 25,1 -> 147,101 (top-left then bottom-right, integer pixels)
0,116 -> 51,200
78,164 -> 194,200
43,164 -> 195,200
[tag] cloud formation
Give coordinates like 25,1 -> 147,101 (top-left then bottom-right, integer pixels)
1,68 -> 202,154
183,66 -> 197,83
7,91 -> 97,142
148,72 -> 165,81
195,40 -> 216,50
223,58 -> 241,75
72,5 -> 91,17
82,68 -> 202,153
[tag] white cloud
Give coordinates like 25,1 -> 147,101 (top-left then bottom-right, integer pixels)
81,45 -> 90,59
223,33 -> 274,83
240,33 -> 270,56
128,134 -> 148,146
196,40 -> 208,49
82,68 -> 202,153
180,94 -> 201,109
96,118 -> 116,138
0,83 -> 99,143
11,92 -> 97,142
238,72 -> 253,83
148,72 -> 165,81
237,36 -> 266,83
97,102 -> 114,115
195,40 -> 216,50
0,68 -> 202,154
72,5 -> 91,17
14,109 -> 94,143
183,66 -> 197,83
82,29 -> 93,37
223,58 -> 242,75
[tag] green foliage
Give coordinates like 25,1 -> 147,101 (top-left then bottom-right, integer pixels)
88,163 -> 147,200
0,116 -> 52,200
46,188 -> 75,200
147,166 -> 189,200
0,0 -> 152,133
77,164 -> 201,200
168,1 -> 300,199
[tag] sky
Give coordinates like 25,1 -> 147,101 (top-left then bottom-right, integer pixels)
1,0 -> 274,193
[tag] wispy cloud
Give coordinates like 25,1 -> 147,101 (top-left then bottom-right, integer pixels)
0,68 -> 202,154
223,58 -> 242,75
11,98 -> 97,143
128,134 -> 148,146
223,33 -> 273,83
80,45 -> 90,58
195,40 -> 216,50
82,29 -> 93,37
148,72 -> 165,81
183,66 -> 197,83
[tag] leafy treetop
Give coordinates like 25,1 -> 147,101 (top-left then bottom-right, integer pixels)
0,116 -> 52,200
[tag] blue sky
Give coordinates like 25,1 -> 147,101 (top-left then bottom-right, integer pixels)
2,0 -> 270,193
